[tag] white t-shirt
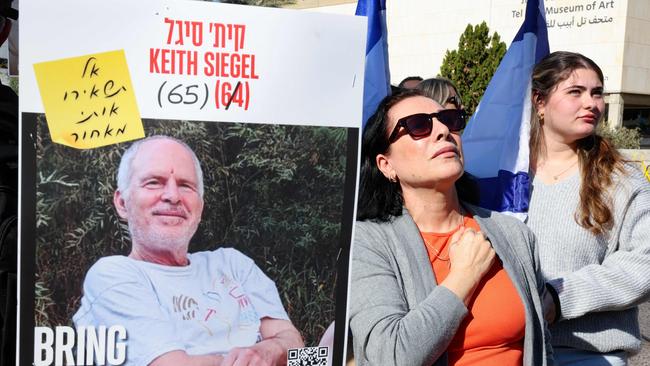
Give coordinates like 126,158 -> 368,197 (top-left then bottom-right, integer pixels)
73,248 -> 289,366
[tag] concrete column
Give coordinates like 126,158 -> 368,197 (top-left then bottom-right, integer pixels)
607,93 -> 625,129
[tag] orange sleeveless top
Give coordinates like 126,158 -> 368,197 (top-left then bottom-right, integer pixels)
421,215 -> 525,366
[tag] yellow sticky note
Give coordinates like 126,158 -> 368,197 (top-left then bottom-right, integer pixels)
34,50 -> 145,149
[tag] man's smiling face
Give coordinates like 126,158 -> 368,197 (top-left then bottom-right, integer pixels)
115,138 -> 204,261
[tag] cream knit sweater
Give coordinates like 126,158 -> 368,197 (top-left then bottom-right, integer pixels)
527,164 -> 650,353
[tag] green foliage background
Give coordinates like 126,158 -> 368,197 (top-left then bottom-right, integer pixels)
32,115 -> 348,346
204,0 -> 295,8
439,22 -> 507,116
597,123 -> 642,149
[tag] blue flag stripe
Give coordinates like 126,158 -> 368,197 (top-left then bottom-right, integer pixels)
461,0 -> 548,217
355,0 -> 385,54
356,0 -> 391,128
477,171 -> 531,213
513,0 -> 549,62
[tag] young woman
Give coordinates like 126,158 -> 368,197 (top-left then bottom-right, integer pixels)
528,51 -> 650,365
349,89 -> 552,366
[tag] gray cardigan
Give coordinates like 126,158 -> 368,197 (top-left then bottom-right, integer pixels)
349,204 -> 553,366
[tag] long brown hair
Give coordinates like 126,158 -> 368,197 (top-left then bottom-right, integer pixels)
530,51 -> 625,235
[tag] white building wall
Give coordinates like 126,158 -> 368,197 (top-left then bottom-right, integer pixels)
622,0 -> 650,95
387,0 -> 633,93
303,3 -> 356,14
301,0 -> 650,128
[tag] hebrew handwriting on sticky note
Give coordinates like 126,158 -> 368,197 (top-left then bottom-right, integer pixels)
33,50 -> 145,149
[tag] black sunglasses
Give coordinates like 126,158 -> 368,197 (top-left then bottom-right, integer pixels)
388,109 -> 467,142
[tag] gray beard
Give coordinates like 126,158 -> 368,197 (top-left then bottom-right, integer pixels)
127,220 -> 198,256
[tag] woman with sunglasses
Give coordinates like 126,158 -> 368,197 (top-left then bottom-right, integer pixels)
527,51 -> 650,365
416,77 -> 464,111
349,89 -> 552,366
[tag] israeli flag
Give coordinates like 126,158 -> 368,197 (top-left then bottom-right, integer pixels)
461,0 -> 549,219
356,0 -> 391,128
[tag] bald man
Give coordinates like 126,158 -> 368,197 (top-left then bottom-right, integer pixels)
73,136 -> 303,366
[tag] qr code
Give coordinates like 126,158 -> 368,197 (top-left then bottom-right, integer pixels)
287,346 -> 329,366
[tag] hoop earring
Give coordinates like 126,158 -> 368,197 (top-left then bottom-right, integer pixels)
389,174 -> 397,183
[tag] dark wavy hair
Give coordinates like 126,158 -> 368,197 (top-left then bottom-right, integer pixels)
531,51 -> 626,234
357,89 -> 478,222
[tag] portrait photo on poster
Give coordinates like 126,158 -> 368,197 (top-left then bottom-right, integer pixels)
20,114 -> 357,366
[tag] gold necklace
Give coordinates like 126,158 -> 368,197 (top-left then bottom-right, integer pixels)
423,213 -> 466,262
550,159 -> 579,181
423,239 -> 451,261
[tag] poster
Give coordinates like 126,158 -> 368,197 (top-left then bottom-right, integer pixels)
19,1 -> 365,365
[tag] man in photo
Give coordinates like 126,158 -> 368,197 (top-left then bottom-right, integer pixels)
73,135 -> 303,366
